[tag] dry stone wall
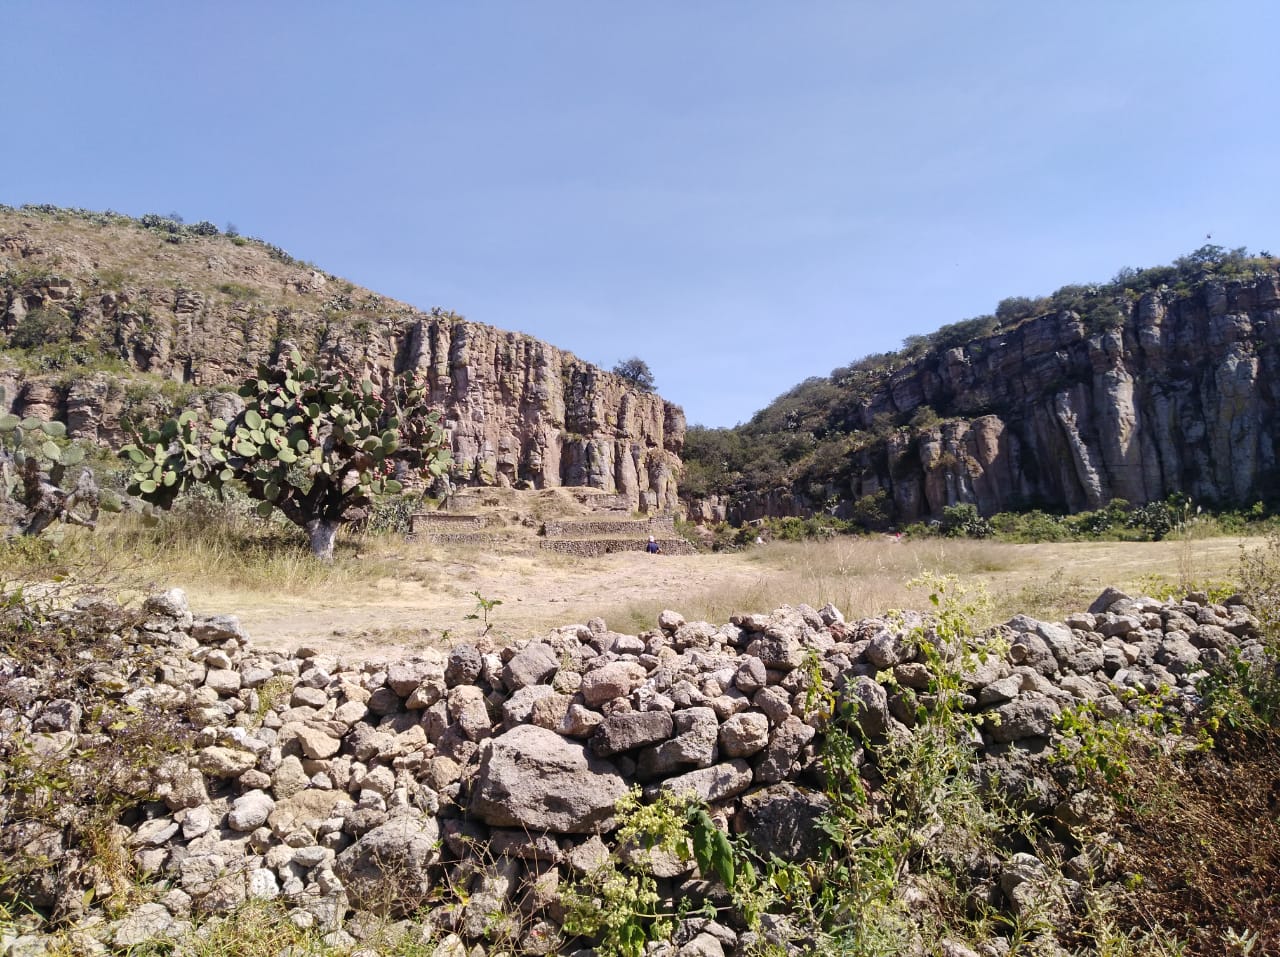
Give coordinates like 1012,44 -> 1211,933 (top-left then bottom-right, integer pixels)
537,538 -> 698,557
0,585 -> 1266,955
542,517 -> 677,539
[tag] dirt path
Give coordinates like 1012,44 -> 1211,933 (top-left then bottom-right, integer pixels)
193,550 -> 764,657
182,536 -> 1255,659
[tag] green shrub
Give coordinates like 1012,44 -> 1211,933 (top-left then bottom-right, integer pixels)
9,306 -> 75,349
940,502 -> 992,538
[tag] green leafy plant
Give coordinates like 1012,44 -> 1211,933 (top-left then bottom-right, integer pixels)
561,789 -> 761,957
0,414 -> 119,536
463,590 -> 503,636
119,350 -> 451,559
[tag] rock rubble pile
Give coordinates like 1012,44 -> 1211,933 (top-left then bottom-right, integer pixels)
0,586 -> 1266,956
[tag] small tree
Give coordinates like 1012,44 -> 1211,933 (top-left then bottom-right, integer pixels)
121,350 -> 451,560
612,357 -> 656,393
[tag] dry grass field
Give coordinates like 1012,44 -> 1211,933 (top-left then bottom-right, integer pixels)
24,510 -> 1253,657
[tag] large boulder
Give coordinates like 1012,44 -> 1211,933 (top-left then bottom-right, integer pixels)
334,815 -> 441,914
470,725 -> 629,833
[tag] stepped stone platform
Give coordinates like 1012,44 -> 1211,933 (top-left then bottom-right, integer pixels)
540,536 -> 697,557
542,515 -> 677,538
409,512 -> 486,535
409,489 -> 697,555
540,514 -> 696,556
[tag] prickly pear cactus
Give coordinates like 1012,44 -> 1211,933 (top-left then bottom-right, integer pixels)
120,350 -> 451,558
0,413 -> 115,536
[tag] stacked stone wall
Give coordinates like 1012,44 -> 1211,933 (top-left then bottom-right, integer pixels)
542,516 -> 677,538
0,587 -> 1265,954
538,537 -> 697,557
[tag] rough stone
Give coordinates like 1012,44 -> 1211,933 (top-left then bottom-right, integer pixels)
470,725 -> 629,833
592,710 -> 674,757
335,816 -> 441,913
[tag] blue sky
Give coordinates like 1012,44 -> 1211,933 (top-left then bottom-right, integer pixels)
4,2 -> 1279,426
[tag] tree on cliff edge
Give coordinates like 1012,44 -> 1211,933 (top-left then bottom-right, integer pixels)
612,357 -> 656,393
121,350 -> 451,560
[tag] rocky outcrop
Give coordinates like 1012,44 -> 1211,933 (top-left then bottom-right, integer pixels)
0,210 -> 684,512
691,273 -> 1280,523
1,586 -> 1265,955
860,284 -> 1280,518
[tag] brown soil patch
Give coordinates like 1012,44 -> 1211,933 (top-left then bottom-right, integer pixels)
177,536 -> 1253,659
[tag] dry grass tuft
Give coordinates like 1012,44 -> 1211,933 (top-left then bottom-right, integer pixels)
596,537 -> 1025,631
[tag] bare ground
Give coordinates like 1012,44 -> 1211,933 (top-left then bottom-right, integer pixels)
180,535 -> 1253,658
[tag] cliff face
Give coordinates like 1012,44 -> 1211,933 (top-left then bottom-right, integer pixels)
0,209 -> 684,512
688,272 -> 1280,524
863,278 -> 1280,520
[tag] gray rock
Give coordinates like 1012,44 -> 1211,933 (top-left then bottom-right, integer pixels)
737,783 -> 830,860
657,760 -> 753,802
637,707 -> 718,777
447,685 -> 492,741
865,629 -> 903,668
444,645 -> 483,686
846,676 -> 889,736
386,658 -> 440,696
335,816 -> 441,913
1088,587 -> 1130,615
560,703 -> 604,738
33,699 -> 82,733
592,710 -> 675,757
734,657 -> 768,694
291,685 -> 329,709
113,902 -> 180,948
504,641 -> 560,690
580,661 -> 648,706
752,686 -> 792,725
986,695 -> 1061,742
192,614 -> 247,644
679,933 -> 725,957
1155,635 -> 1202,675
145,587 -> 192,624
293,726 -> 342,760
248,868 -> 280,900
502,684 -> 558,726
131,817 -> 179,847
566,835 -> 612,874
658,609 -> 686,632
470,725 -> 629,833
228,790 -> 275,832
976,674 -> 1023,706
718,712 -> 769,758
1007,631 -> 1059,676
205,669 -> 242,695
754,717 -> 816,784
744,632 -> 805,671
195,746 -> 257,778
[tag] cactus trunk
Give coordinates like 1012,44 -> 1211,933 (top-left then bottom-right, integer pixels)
306,518 -> 339,561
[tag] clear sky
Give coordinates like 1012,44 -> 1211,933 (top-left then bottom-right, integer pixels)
4,2 -> 1278,426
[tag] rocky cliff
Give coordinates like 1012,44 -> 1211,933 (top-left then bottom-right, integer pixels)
0,207 -> 684,512
686,257 -> 1280,524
